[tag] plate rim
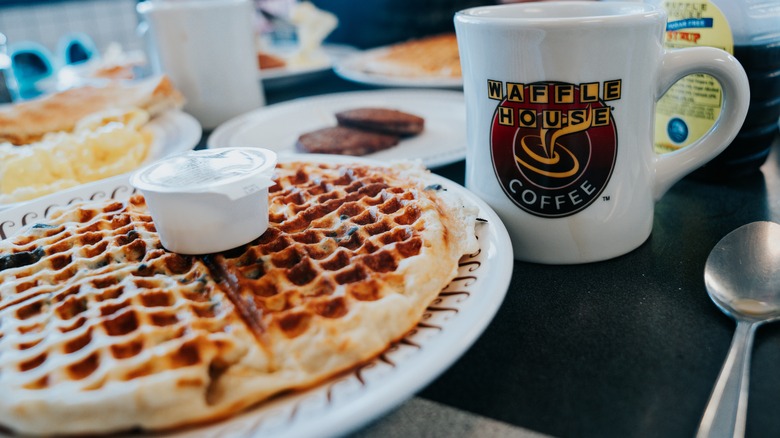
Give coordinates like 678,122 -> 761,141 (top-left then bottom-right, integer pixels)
207,89 -> 467,169
0,154 -> 513,438
333,46 -> 463,89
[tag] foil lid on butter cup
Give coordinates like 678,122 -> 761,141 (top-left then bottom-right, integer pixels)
130,147 -> 277,255
131,148 -> 277,200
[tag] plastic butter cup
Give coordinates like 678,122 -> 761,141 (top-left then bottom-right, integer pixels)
130,147 -> 277,255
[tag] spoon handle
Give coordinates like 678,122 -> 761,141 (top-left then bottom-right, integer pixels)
696,320 -> 758,438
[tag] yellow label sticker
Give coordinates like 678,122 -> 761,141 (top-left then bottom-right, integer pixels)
654,0 -> 734,153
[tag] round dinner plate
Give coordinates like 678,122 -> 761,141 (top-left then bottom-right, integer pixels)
334,48 -> 463,89
258,44 -> 358,90
0,154 -> 513,438
0,110 -> 201,211
208,89 -> 467,168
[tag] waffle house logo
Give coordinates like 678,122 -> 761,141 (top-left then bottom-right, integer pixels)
489,80 -> 619,218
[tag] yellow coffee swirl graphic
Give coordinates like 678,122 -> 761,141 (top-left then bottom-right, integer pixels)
490,80 -> 619,218
515,106 -> 594,179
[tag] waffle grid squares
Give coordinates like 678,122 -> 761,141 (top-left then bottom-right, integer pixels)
0,197 -> 244,392
0,161 -> 474,436
215,163 -> 433,339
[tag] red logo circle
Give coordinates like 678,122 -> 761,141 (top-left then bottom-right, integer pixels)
490,81 -> 618,218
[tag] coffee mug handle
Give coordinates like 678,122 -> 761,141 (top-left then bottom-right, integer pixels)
652,47 -> 750,200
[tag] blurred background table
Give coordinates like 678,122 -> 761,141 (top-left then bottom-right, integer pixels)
198,71 -> 780,438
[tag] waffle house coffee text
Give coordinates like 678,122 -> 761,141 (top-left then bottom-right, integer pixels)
488,80 -> 619,218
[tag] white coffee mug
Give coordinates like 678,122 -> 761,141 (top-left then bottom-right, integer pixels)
454,1 -> 749,264
137,0 -> 264,129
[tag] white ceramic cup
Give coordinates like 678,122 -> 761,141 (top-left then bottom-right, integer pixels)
454,1 -> 749,264
137,0 -> 264,129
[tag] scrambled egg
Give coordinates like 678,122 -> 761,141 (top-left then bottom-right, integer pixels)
287,2 -> 338,68
0,107 -> 152,204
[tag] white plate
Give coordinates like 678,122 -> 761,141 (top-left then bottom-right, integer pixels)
259,44 -> 358,90
0,154 -> 513,438
208,90 -> 467,168
334,47 -> 463,89
143,110 -> 202,165
0,110 -> 201,211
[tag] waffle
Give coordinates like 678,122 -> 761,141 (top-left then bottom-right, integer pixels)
0,196 -> 268,434
208,161 -> 478,383
358,34 -> 461,79
0,161 -> 478,435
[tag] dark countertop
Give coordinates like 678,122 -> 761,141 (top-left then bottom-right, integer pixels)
421,129 -> 780,437
421,149 -> 780,437
217,72 -> 780,437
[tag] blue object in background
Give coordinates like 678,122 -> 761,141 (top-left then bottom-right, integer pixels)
9,41 -> 55,100
667,117 -> 690,144
58,33 -> 97,65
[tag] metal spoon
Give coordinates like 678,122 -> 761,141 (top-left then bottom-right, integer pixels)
697,221 -> 780,438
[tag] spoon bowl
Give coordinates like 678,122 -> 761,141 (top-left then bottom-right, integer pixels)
697,221 -> 780,438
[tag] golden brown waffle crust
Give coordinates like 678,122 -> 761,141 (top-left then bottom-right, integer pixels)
357,34 -> 461,79
0,161 -> 478,435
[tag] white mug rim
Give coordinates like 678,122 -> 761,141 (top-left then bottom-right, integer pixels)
456,1 -> 663,26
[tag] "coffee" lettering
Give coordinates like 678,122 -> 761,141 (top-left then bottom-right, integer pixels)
509,179 -> 597,211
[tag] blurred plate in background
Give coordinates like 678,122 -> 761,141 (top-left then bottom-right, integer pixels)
208,89 -> 466,168
259,44 -> 357,90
